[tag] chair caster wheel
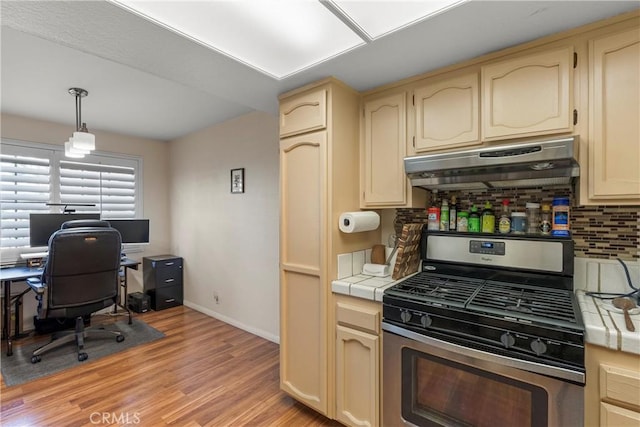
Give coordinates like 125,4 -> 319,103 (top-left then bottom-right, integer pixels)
116,335 -> 125,343
78,352 -> 88,362
31,355 -> 41,364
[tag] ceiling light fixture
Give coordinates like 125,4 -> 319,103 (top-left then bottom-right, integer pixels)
64,87 -> 95,158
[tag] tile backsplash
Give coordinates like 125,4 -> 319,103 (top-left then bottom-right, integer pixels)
395,186 -> 639,260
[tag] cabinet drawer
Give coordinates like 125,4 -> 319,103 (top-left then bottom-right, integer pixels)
600,364 -> 640,409
279,89 -> 327,137
149,285 -> 183,311
336,302 -> 380,335
154,266 -> 183,288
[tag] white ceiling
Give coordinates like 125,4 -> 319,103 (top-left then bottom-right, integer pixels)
1,1 -> 638,142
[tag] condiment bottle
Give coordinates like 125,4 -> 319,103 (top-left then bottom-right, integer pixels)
440,199 -> 450,231
552,197 -> 570,236
457,211 -> 469,232
481,201 -> 495,233
498,199 -> 511,234
468,205 -> 481,233
539,204 -> 552,235
449,196 -> 458,231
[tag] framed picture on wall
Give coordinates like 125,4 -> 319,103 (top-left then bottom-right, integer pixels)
231,168 -> 244,194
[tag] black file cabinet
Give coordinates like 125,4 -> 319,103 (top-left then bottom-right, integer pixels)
143,255 -> 183,311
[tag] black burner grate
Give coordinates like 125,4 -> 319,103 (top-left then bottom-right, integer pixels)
468,280 -> 578,328
386,272 -> 580,329
385,273 -> 482,308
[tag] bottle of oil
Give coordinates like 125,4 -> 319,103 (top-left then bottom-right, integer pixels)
449,196 -> 458,231
498,199 -> 511,234
481,201 -> 495,233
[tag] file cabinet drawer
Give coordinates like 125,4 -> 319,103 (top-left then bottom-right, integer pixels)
148,285 -> 183,311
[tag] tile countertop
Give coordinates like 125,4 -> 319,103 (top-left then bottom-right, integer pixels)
332,273 -> 407,302
333,247 -> 408,302
574,257 -> 640,355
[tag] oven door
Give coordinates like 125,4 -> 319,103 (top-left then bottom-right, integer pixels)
383,324 -> 583,427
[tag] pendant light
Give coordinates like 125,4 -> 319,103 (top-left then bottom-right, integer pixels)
64,87 -> 95,158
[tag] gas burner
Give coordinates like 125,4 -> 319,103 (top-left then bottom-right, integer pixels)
505,299 -> 534,314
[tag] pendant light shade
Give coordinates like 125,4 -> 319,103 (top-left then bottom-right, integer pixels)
64,88 -> 96,158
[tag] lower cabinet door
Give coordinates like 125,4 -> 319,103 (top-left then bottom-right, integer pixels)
149,284 -> 183,310
336,325 -> 379,427
601,403 -> 640,427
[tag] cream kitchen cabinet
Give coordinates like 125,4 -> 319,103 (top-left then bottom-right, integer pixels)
586,28 -> 640,204
413,72 -> 480,152
481,47 -> 574,141
279,79 -> 380,419
335,295 -> 381,427
280,131 -> 328,415
584,344 -> 640,427
361,92 -> 426,209
279,89 -> 327,138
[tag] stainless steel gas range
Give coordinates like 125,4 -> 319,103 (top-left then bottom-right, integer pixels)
382,231 -> 585,427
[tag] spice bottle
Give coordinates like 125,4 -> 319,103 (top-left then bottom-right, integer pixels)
552,197 -> 570,236
481,201 -> 495,233
539,204 -> 552,235
526,202 -> 540,235
498,199 -> 511,234
449,196 -> 458,231
427,206 -> 440,231
510,212 -> 527,234
440,199 -> 450,231
468,205 -> 481,233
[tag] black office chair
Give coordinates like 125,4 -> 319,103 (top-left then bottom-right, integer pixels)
27,219 -> 125,363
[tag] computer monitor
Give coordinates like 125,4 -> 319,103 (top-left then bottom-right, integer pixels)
107,219 -> 150,244
29,213 -> 101,247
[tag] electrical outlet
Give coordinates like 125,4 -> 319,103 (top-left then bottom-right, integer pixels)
214,293 -> 219,304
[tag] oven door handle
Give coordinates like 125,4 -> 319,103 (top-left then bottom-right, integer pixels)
382,322 -> 585,384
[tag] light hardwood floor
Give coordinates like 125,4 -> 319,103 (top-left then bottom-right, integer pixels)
1,306 -> 342,426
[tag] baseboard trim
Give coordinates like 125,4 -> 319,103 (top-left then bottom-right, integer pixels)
183,300 -> 280,344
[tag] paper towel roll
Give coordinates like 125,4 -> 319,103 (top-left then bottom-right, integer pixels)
339,211 -> 380,233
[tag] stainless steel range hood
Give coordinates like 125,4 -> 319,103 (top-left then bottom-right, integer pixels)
405,136 -> 579,190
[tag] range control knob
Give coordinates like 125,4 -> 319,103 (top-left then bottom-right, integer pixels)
400,310 -> 412,323
531,339 -> 548,356
500,332 -> 516,348
420,314 -> 432,328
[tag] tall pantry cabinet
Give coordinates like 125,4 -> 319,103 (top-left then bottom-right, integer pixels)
278,78 -> 379,417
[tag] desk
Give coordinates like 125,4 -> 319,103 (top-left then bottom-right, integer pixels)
1,258 -> 140,356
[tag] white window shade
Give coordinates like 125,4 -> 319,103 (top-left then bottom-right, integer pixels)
59,161 -> 136,219
0,152 -> 51,249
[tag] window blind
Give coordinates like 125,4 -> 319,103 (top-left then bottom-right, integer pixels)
0,153 -> 51,248
59,161 -> 136,219
1,140 -> 142,254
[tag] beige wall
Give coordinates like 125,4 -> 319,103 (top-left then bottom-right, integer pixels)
168,111 -> 280,342
1,113 -> 172,324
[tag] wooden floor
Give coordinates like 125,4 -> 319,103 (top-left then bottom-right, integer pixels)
1,306 -> 342,426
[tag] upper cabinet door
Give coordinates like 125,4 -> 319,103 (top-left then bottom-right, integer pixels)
279,89 -> 327,138
588,28 -> 640,201
414,72 -> 480,152
481,47 -> 574,141
361,92 -> 407,207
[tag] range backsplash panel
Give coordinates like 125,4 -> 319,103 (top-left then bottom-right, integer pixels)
395,186 -> 639,260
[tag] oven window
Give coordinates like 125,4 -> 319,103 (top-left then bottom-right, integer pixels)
402,349 -> 547,427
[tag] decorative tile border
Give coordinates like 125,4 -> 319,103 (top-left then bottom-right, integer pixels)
396,186 -> 639,260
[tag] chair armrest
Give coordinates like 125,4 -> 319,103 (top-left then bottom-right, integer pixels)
26,277 -> 45,295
